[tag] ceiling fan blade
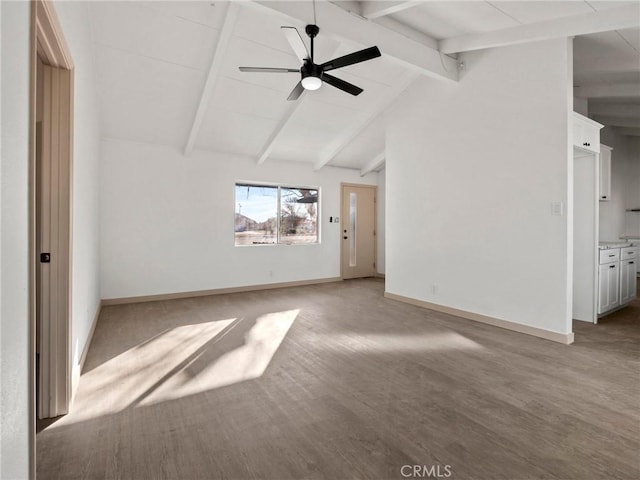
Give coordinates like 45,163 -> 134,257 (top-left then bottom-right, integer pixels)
239,67 -> 299,73
322,73 -> 363,96
281,26 -> 309,62
320,46 -> 381,72
287,81 -> 305,101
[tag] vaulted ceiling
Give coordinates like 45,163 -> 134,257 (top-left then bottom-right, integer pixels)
89,1 -> 640,173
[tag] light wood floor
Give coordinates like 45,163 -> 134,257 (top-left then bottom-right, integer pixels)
37,278 -> 639,480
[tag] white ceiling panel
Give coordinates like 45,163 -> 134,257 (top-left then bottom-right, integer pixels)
574,70 -> 640,86
208,76 -> 293,122
138,1 -> 229,29
290,98 -> 365,133
196,108 -> 280,157
590,97 -> 640,105
491,1 -> 593,24
96,46 -> 205,147
360,116 -> 387,141
330,131 -> 385,169
390,1 -> 519,40
90,2 -> 218,71
574,30 -> 640,78
270,124 -> 340,163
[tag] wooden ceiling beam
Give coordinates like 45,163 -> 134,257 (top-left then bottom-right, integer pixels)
360,151 -> 385,176
360,1 -> 421,20
575,83 -> 640,99
184,2 -> 240,157
256,98 -> 306,165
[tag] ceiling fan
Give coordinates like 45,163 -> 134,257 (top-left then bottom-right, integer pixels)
239,24 -> 381,101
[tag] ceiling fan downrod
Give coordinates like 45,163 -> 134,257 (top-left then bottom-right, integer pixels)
305,24 -> 319,62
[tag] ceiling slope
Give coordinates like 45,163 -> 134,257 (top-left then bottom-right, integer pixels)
90,0 -> 640,170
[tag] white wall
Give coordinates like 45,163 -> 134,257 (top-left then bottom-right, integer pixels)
1,2 -> 31,478
599,127 -> 640,241
574,97 -> 588,116
54,1 -> 102,392
100,139 -> 377,299
0,3 -> 102,476
386,38 -> 573,335
377,167 -> 385,275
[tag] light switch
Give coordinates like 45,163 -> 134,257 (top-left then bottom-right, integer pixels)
551,202 -> 563,216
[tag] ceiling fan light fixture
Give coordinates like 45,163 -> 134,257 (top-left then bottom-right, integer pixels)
238,20 -> 381,100
301,75 -> 322,91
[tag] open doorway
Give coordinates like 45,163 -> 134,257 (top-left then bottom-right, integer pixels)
30,0 -> 74,429
573,150 -> 600,324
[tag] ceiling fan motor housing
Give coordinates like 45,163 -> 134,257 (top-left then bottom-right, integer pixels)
302,61 -> 322,79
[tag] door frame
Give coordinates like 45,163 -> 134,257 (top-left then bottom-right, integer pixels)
29,0 -> 74,469
340,183 -> 377,279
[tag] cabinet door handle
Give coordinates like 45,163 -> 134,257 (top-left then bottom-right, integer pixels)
630,262 -> 635,265
609,265 -> 616,268
609,254 -> 615,257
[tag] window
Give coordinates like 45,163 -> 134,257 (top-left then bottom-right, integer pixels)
235,183 -> 319,246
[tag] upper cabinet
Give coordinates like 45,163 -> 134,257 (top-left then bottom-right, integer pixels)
599,144 -> 613,201
573,112 -> 603,154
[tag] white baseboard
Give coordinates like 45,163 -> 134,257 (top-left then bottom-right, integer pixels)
384,292 -> 574,345
71,301 -> 102,404
102,277 -> 343,306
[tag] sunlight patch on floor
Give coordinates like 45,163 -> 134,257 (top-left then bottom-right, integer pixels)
136,308 -> 299,405
51,310 -> 298,427
321,331 -> 485,352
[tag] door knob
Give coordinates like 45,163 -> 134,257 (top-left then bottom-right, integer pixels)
343,236 -> 348,240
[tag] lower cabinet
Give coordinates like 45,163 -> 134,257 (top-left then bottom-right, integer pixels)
597,246 -> 638,316
598,262 -> 619,314
620,259 -> 638,305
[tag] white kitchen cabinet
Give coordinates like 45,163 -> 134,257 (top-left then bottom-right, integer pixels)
599,145 -> 612,201
620,246 -> 637,261
598,261 -> 620,314
620,259 -> 637,305
573,112 -> 602,154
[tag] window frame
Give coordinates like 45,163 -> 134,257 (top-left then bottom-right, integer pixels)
234,181 -> 321,247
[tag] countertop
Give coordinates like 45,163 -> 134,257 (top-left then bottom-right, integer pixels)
598,241 -> 632,249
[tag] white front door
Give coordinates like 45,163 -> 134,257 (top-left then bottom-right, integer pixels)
341,184 -> 376,279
